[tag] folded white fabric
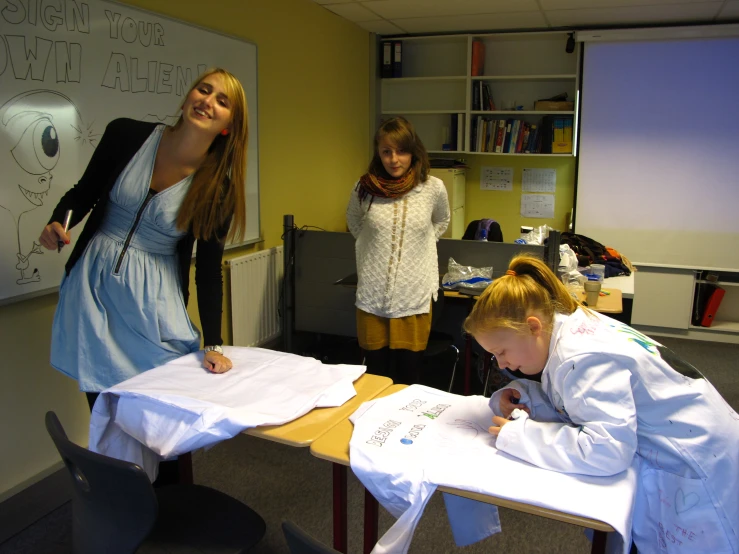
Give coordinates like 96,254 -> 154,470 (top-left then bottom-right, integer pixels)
90,347 -> 366,480
349,385 -> 638,554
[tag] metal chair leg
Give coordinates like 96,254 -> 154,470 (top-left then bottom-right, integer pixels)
447,345 -> 460,393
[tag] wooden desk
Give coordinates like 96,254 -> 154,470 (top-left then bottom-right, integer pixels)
246,373 -> 391,554
246,373 -> 392,446
311,384 -> 615,554
578,287 -> 623,313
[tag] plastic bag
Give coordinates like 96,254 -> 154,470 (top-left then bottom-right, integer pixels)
441,257 -> 493,293
514,224 -> 555,245
558,244 -> 586,300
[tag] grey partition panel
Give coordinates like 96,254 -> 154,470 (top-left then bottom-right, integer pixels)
295,231 -> 357,336
437,239 -> 544,278
293,232 -> 547,338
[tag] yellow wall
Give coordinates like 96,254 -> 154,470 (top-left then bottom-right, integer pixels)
455,155 -> 576,241
0,0 -> 370,500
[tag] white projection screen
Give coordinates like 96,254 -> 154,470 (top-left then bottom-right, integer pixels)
575,35 -> 739,270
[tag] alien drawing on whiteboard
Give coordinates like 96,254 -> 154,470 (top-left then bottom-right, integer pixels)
0,90 -> 97,285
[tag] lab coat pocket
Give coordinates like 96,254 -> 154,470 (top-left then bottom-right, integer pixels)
641,468 -> 733,553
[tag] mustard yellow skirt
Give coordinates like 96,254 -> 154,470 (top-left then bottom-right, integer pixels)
357,307 -> 432,352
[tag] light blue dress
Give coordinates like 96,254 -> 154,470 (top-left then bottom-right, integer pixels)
51,125 -> 201,392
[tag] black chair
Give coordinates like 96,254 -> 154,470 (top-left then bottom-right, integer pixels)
45,411 -> 266,554
424,287 -> 460,392
282,520 -> 340,554
462,219 -> 504,242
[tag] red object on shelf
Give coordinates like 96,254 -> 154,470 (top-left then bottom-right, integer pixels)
700,286 -> 726,327
471,41 -> 485,76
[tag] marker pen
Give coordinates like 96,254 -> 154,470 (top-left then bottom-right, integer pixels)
58,210 -> 73,253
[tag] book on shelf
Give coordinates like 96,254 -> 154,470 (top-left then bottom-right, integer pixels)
494,119 -> 505,153
471,40 -> 485,76
381,41 -> 392,78
447,115 -> 458,151
392,41 -> 402,78
700,286 -> 726,327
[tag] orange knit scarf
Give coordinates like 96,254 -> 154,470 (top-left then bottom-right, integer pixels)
358,168 -> 417,207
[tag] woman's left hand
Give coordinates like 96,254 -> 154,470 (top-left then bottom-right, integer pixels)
203,351 -> 233,373
488,416 -> 510,436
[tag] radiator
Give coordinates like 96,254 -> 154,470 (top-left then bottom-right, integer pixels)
229,246 -> 283,347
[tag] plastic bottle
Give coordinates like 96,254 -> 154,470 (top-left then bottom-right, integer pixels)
478,229 -> 488,241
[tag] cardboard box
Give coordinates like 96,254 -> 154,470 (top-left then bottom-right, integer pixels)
534,101 -> 574,111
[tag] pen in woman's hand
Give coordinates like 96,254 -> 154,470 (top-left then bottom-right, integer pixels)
58,210 -> 73,253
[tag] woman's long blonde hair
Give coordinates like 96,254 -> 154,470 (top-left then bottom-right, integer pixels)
463,254 -> 581,336
175,67 -> 248,242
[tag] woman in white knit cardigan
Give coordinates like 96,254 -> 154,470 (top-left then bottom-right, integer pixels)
346,117 -> 450,383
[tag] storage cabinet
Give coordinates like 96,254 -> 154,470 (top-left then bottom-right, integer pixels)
631,266 -> 739,344
429,168 -> 465,239
379,32 -> 580,157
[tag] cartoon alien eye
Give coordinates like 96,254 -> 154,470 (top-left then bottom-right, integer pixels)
11,118 -> 60,175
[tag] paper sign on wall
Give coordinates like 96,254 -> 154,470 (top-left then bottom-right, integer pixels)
481,166 -> 513,191
521,194 -> 555,218
522,168 -> 556,192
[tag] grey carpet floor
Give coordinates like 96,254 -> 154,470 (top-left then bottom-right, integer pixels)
1,335 -> 736,554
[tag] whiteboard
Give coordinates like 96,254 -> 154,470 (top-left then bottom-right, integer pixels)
0,0 -> 259,304
575,37 -> 739,270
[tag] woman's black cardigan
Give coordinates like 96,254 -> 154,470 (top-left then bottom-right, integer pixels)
48,118 -> 229,347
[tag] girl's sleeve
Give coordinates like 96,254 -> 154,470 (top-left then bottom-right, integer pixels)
346,182 -> 365,238
48,118 -> 122,227
495,356 -> 638,476
194,216 -> 231,347
431,182 -> 450,239
489,379 -> 562,422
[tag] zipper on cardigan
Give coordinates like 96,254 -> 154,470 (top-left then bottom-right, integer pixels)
113,190 -> 156,274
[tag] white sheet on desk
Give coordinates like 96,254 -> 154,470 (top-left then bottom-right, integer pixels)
89,347 -> 365,480
349,385 -> 637,554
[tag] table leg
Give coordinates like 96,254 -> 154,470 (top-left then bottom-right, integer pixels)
464,334 -> 472,395
178,452 -> 194,485
363,488 -> 379,554
591,530 -> 607,554
333,463 -> 348,553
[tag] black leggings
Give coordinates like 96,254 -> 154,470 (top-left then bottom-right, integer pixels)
363,347 -> 425,385
85,392 -> 184,487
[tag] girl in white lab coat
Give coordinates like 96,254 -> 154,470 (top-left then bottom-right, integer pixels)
464,254 -> 738,554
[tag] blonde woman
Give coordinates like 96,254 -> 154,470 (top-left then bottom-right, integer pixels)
40,68 -> 248,410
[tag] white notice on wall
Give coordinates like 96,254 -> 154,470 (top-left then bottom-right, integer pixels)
521,194 -> 555,218
522,168 -> 556,193
481,166 -> 513,191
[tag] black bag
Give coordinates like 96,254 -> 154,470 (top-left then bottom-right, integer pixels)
560,232 -> 608,266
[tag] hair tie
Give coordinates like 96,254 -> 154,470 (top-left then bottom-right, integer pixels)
506,269 -> 517,276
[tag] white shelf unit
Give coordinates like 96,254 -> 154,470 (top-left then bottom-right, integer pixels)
379,31 -> 580,156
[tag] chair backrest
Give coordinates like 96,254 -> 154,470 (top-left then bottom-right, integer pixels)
462,219 -> 504,242
282,520 -> 340,554
45,411 -> 159,554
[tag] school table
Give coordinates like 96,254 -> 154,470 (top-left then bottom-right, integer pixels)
245,373 -> 392,552
310,384 -> 615,554
447,287 -> 624,395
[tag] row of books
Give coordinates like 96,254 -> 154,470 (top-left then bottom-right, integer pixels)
470,116 -> 574,154
381,41 -> 403,78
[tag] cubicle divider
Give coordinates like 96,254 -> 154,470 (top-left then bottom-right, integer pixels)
284,220 -> 556,346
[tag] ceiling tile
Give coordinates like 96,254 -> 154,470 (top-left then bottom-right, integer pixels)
540,0 -> 713,8
717,1 -> 739,18
546,2 -> 724,26
359,19 -> 408,34
394,11 -> 549,33
360,0 -> 540,19
325,2 -> 382,21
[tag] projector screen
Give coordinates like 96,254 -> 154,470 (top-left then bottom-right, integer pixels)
575,37 -> 739,270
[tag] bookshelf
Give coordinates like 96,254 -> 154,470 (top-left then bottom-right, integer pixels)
379,31 -> 580,156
